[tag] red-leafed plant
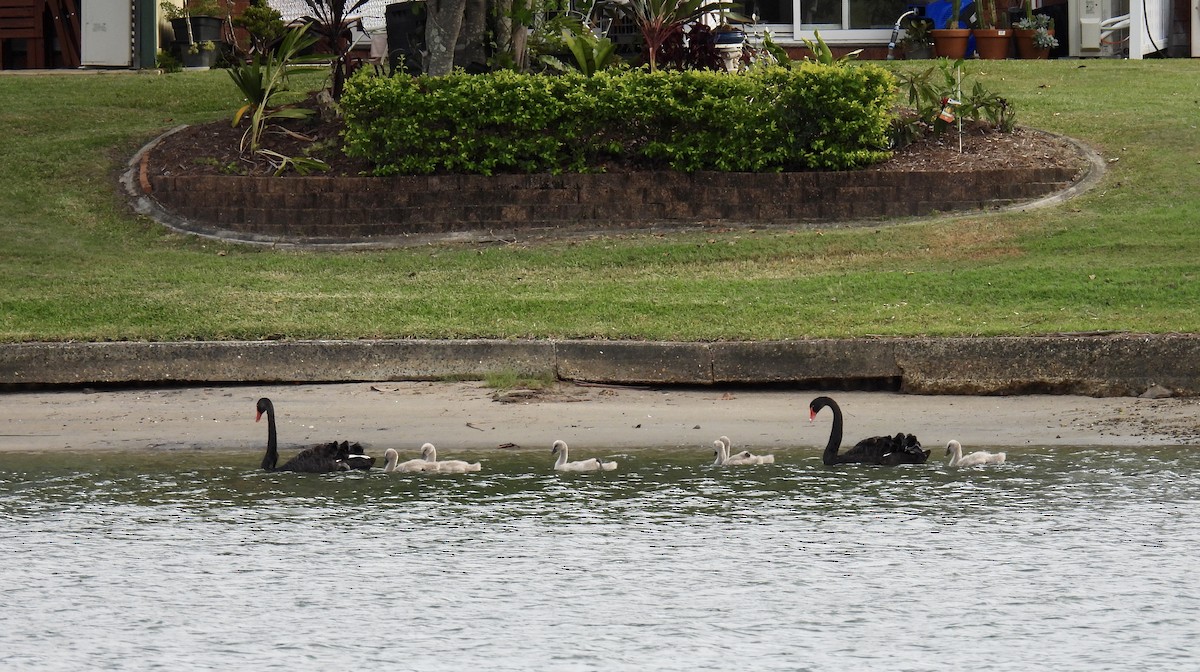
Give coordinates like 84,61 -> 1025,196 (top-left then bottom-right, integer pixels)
620,0 -> 739,71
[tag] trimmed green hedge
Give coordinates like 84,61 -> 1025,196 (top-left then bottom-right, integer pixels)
340,65 -> 896,176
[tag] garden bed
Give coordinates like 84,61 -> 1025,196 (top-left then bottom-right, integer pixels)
135,104 -> 1089,247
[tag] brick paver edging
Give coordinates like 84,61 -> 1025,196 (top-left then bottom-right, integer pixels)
124,128 -> 1099,249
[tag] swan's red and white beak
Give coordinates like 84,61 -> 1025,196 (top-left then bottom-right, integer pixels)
808,409 -> 817,421
255,410 -> 263,422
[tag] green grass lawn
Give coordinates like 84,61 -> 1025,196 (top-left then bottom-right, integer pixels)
1,61 -> 1198,343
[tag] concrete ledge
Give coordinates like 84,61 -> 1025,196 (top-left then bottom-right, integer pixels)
1,334 -> 1197,397
556,341 -> 712,384
712,340 -> 900,384
0,340 -> 556,386
894,334 -> 1200,397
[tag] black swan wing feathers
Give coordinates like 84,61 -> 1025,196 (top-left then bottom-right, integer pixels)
342,441 -> 376,470
879,433 -> 931,465
278,440 -> 346,473
829,434 -> 888,464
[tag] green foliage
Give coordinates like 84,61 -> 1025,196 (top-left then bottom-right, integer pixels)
1015,13 -> 1052,30
510,0 -> 569,27
949,0 -> 962,25
159,0 -> 231,19
561,27 -> 622,76
341,66 -> 895,175
526,13 -> 589,66
801,30 -> 861,65
759,31 -> 791,66
228,24 -> 321,154
892,58 -> 1015,143
900,18 -> 933,48
1032,28 -> 1059,49
233,0 -> 286,55
962,79 -> 1016,131
257,148 -> 330,176
760,30 -> 858,69
156,49 -> 183,73
620,0 -> 740,71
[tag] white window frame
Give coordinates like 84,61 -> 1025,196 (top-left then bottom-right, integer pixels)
788,0 -> 900,43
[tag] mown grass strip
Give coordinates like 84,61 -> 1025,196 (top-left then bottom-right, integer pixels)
1,61 -> 1198,342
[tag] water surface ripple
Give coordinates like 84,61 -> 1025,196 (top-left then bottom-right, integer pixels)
1,446 -> 1197,670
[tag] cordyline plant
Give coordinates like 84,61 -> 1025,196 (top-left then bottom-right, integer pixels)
229,24 -> 330,174
303,0 -> 369,100
621,0 -> 739,71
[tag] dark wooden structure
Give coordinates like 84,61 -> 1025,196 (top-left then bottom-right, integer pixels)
0,0 -> 80,68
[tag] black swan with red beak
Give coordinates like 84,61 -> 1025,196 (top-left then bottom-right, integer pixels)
808,396 -> 929,466
255,397 -> 375,472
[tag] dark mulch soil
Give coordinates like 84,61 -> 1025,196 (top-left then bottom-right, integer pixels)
146,102 -> 1085,179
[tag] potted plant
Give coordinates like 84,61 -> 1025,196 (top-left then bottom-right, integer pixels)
930,0 -> 971,59
1014,9 -> 1057,58
712,23 -> 746,72
901,17 -> 934,59
971,0 -> 1011,59
161,0 -> 230,68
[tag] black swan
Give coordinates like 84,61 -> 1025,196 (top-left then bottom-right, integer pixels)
808,396 -> 930,466
255,397 -> 374,472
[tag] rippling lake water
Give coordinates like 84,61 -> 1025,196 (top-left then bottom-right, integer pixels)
2,446 -> 1198,670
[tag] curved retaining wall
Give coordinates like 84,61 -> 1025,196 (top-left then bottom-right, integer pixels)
138,165 -> 1081,247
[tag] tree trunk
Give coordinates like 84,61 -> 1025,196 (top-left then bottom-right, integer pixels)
493,0 -> 513,56
425,0 -> 468,75
456,0 -> 488,69
511,25 -> 528,70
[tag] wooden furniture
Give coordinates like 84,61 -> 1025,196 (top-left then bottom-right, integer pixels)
0,0 -> 80,69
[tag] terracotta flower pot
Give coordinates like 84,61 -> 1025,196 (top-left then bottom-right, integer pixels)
930,28 -> 972,60
973,28 -> 1011,60
1014,28 -> 1054,58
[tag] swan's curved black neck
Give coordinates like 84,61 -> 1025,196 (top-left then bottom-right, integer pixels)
257,398 -> 278,471
811,396 -> 843,464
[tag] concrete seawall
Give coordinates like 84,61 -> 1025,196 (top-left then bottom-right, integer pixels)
2,334 -> 1196,397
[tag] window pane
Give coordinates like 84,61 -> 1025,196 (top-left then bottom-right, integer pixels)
849,0 -> 910,28
801,0 -> 842,25
742,0 -> 794,23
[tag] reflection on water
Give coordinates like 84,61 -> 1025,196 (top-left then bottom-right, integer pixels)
2,447 -> 1198,670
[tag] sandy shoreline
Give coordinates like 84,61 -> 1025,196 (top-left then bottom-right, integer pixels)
2,382 -> 1198,455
